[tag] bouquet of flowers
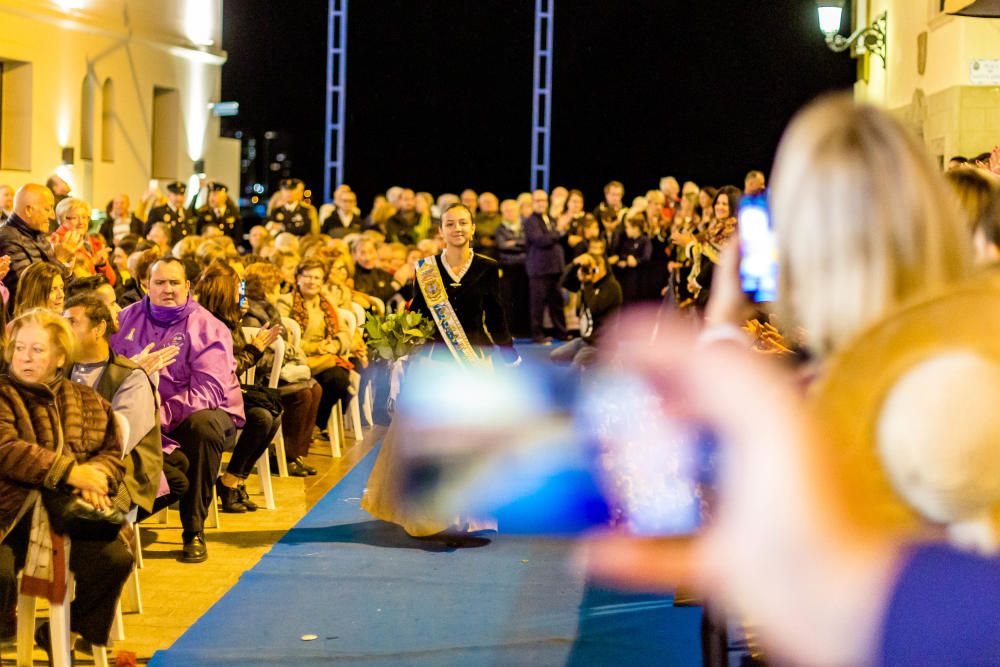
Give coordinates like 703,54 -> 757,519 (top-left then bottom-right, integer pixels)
363,311 -> 436,362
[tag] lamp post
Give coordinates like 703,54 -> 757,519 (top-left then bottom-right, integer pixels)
815,0 -> 887,67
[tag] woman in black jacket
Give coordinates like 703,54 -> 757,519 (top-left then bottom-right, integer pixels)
193,261 -> 283,512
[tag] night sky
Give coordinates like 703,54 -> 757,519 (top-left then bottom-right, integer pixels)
221,0 -> 855,209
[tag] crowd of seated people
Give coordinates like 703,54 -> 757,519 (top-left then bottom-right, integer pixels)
0,130 -> 998,660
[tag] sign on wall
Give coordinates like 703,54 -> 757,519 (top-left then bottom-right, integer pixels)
970,59 -> 1000,85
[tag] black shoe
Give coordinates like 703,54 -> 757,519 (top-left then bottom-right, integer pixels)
180,532 -> 208,563
73,634 -> 109,656
443,535 -> 492,549
555,333 -> 574,342
532,336 -> 553,345
33,621 -> 68,667
286,459 -> 309,477
216,480 -> 247,513
295,457 -> 318,475
237,483 -> 258,511
316,428 -> 330,441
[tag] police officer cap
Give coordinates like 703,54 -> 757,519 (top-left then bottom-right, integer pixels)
280,178 -> 304,190
207,181 -> 228,193
165,181 -> 187,195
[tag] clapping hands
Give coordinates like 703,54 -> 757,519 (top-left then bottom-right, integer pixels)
132,343 -> 180,376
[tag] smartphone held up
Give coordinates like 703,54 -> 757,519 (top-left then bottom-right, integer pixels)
738,192 -> 778,303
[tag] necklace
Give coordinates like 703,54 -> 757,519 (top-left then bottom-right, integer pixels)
441,250 -> 474,287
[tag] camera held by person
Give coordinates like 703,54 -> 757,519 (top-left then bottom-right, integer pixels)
551,252 -> 622,369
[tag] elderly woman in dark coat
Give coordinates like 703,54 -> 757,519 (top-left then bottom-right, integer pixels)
0,308 -> 131,648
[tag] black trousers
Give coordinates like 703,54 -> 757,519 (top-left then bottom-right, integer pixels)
314,366 -> 352,428
227,407 -> 281,479
136,448 -> 190,522
168,409 -> 236,536
0,512 -> 132,645
528,273 -> 567,338
500,262 -> 531,338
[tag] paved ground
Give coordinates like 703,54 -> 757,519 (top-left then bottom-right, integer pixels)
5,428 -> 380,666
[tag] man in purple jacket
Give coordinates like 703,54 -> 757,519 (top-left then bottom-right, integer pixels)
523,189 -> 568,343
111,257 -> 244,563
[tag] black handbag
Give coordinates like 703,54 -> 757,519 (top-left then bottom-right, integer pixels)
241,384 -> 284,417
42,486 -> 126,541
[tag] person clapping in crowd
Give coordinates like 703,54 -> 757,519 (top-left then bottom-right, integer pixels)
243,262 -> 324,476
0,184 -> 70,308
111,257 -> 245,563
64,294 -> 163,519
193,262 -> 284,509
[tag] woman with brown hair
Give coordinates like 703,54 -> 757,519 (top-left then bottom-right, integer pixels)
243,262 -> 324,476
12,262 -> 65,317
193,262 -> 283,510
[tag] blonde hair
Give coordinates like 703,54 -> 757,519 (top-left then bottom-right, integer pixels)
55,197 -> 89,223
5,308 -> 76,368
772,94 -> 970,358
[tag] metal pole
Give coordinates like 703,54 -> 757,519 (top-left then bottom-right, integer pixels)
530,0 -> 553,192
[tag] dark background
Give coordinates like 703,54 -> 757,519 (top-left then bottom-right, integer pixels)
221,0 -> 856,209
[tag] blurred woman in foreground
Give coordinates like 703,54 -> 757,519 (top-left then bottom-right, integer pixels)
585,94 -> 982,665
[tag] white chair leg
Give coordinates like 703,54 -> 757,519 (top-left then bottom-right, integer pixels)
110,599 -> 125,641
206,486 -> 220,529
273,428 -> 289,478
133,521 -> 144,570
16,588 -> 36,667
93,644 -> 110,667
254,451 -> 276,510
361,381 -> 374,426
48,576 -> 73,667
347,394 -> 363,440
122,563 -> 142,614
327,402 -> 343,458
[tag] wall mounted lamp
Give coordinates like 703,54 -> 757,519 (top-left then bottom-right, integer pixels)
61,147 -> 75,165
815,1 -> 887,67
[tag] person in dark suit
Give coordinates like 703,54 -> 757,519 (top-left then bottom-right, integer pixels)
321,186 -> 363,238
523,189 -> 568,343
195,182 -> 242,245
101,193 -> 143,244
145,181 -> 195,245
266,178 -> 318,237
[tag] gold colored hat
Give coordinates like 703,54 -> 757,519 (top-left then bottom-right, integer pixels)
809,279 -> 1000,538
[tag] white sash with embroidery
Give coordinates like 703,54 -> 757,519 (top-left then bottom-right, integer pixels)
414,256 -> 485,367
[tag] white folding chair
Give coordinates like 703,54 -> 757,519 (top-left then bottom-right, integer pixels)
236,327 -> 286,511
17,566 -> 110,667
335,308 -> 365,440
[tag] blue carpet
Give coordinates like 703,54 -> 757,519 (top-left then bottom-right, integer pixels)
149,443 -> 702,666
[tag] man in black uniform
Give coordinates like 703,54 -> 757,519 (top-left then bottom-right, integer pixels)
145,181 -> 195,245
266,178 -> 317,237
195,182 -> 242,245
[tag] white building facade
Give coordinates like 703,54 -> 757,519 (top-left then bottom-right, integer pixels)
848,0 -> 1000,164
0,0 -> 239,209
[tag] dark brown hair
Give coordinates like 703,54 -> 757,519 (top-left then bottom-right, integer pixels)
193,261 -> 241,328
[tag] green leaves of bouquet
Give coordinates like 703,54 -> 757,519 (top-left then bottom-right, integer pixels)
363,311 -> 436,362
